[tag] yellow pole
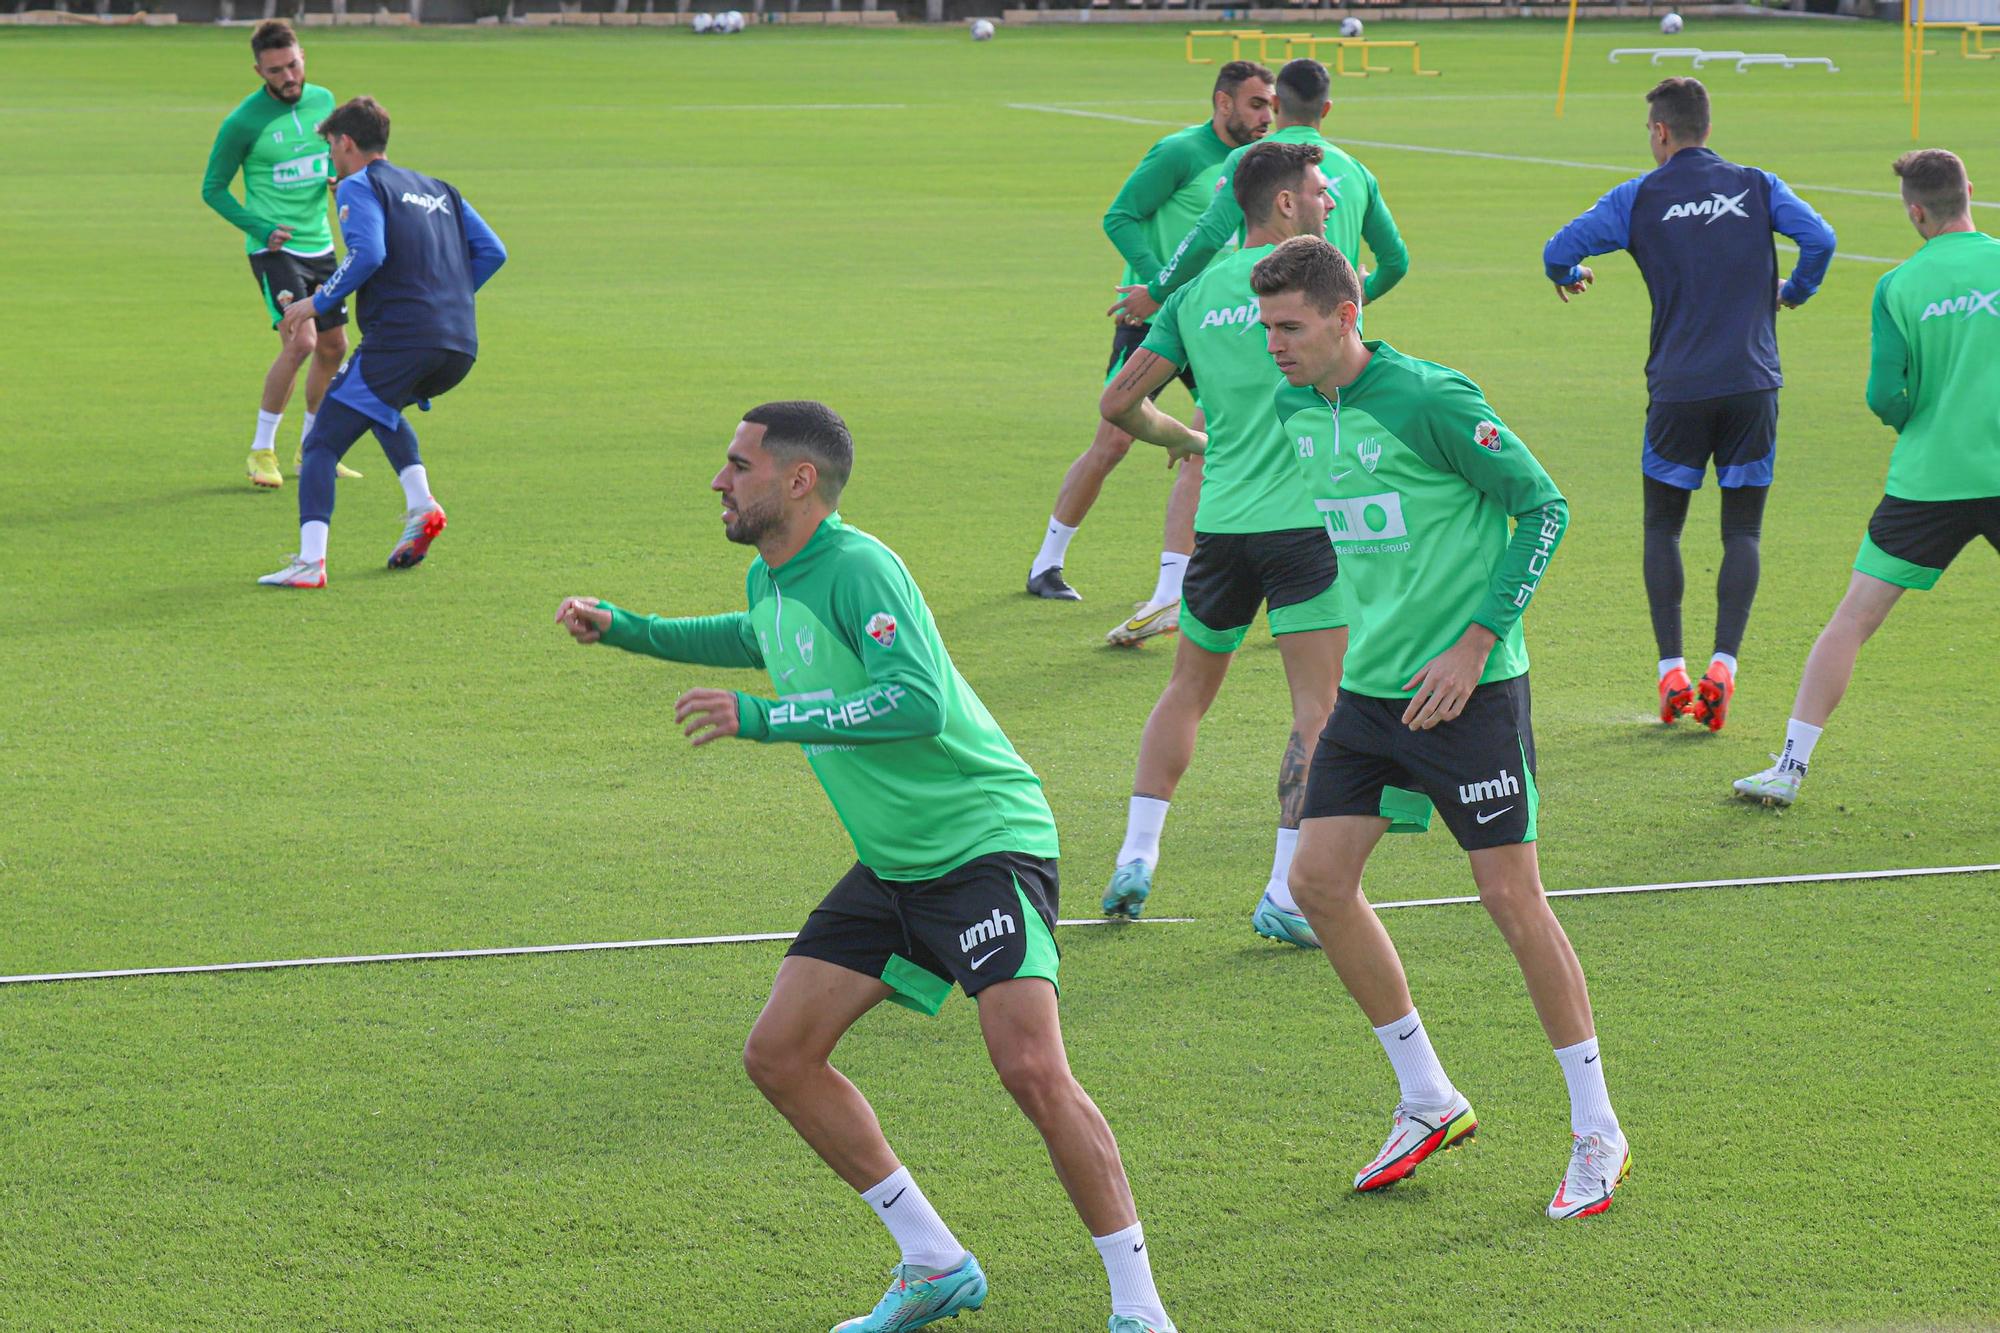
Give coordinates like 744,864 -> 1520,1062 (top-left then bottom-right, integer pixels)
1911,0 -> 1927,137
1902,0 -> 1912,100
1556,0 -> 1581,117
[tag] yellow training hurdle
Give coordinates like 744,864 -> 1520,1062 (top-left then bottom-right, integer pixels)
1185,29 -> 1440,77
1912,19 -> 2000,57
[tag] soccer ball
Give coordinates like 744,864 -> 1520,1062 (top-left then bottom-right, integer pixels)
1340,16 -> 1363,37
1660,12 -> 1683,33
970,17 -> 995,39
725,9 -> 744,29
691,11 -> 712,31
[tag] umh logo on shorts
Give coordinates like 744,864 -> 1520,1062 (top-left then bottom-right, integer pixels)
959,909 -> 1017,954
1458,769 -> 1521,805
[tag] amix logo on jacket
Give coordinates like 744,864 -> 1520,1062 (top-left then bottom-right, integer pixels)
1458,769 -> 1522,805
400,190 -> 452,215
1919,287 -> 2000,322
1661,190 -> 1750,224
959,909 -> 1017,954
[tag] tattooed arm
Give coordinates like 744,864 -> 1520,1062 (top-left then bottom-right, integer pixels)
1098,349 -> 1206,463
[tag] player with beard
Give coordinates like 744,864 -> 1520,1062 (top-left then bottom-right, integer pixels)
201,19 -> 360,489
556,402 -> 1178,1333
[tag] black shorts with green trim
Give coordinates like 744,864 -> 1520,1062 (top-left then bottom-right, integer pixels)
1855,493 -> 2000,591
1303,674 -> 1537,851
787,852 -> 1061,1016
1181,527 -> 1343,653
1105,320 -> 1196,398
249,250 -> 347,332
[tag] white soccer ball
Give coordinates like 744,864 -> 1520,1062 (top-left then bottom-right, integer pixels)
970,17 -> 995,39
1339,16 -> 1363,37
691,11 -> 712,30
725,9 -> 744,30
1660,11 -> 1683,33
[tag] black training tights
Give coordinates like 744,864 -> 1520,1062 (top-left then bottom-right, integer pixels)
1641,477 -> 1768,661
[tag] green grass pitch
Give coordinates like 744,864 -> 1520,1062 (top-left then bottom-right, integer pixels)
2,19 -> 1997,1328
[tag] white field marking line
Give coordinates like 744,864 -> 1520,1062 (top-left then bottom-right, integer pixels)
0,918 -> 1198,988
1372,862 -> 2000,911
1006,102 -> 2000,213
562,102 -> 910,113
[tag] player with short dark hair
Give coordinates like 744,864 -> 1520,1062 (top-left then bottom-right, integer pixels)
554,406 -> 1178,1333
1253,235 -> 1633,1222
1125,58 -> 1408,319
1544,76 -> 1836,732
201,19 -> 360,489
258,97 -> 507,588
1736,149 -> 2000,807
1025,61 -> 1275,648
1095,141 -> 1348,944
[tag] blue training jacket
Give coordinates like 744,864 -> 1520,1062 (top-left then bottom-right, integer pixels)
1543,147 -> 1836,404
313,159 -> 507,356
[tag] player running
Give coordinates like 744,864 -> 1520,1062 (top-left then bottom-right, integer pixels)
1737,150 -> 2000,808
1115,58 -> 1408,324
201,19 -> 361,490
1025,61 -> 1275,647
1096,142 -> 1346,947
555,402 -> 1177,1333
1545,77 -> 1835,731
1254,236 -> 1631,1221
258,97 -> 506,588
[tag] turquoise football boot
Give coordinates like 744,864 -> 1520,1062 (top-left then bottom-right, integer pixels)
1102,859 -> 1152,920
1109,1317 -> 1178,1333
1250,890 -> 1320,950
832,1254 -> 987,1332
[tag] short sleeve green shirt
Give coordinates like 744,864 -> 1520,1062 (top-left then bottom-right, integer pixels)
1142,244 -> 1318,533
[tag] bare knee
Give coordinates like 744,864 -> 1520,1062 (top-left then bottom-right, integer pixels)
1289,857 -> 1360,920
742,1027 -> 814,1098
1085,427 -> 1135,471
278,319 -> 317,365
992,1046 -> 1078,1124
1477,877 -> 1549,934
314,327 -> 348,366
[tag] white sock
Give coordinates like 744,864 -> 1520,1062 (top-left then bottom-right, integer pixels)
1031,517 -> 1078,577
399,464 -> 434,511
301,409 -> 317,444
1116,796 -> 1170,869
1780,718 -> 1822,773
1710,651 -> 1738,676
253,409 -> 282,453
1091,1221 -> 1169,1325
299,520 -> 329,565
1150,551 -> 1189,606
1554,1035 -> 1620,1139
1266,827 -> 1301,910
1372,1009 -> 1455,1108
859,1167 -> 965,1274
1657,656 -> 1686,680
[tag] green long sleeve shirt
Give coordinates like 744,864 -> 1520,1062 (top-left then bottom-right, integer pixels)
597,515 -> 1059,880
201,83 -> 337,255
1272,344 -> 1568,698
1101,121 -> 1237,315
1149,125 -> 1409,306
1864,229 -> 2000,501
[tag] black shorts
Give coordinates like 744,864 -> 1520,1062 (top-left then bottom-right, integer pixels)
1107,321 -> 1197,399
249,250 -> 347,332
1642,389 -> 1777,490
1303,674 -> 1539,851
787,852 -> 1062,1016
1180,528 -> 1344,653
324,347 -> 475,431
1856,493 -> 2000,591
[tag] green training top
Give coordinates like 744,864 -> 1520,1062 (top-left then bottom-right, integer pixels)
1149,125 -> 1409,306
1141,243 -> 1318,533
1102,121 -> 1237,320
1272,343 -> 1568,698
202,83 -> 337,256
597,514 -> 1060,881
1864,229 -> 2000,502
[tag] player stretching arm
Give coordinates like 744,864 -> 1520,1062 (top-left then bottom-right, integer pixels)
1736,150 -> 2000,807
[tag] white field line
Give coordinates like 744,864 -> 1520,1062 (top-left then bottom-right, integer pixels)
1008,102 -> 1999,215
1373,861 -> 2000,911
0,917 -> 1198,988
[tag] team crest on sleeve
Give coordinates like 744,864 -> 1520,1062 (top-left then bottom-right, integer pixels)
866,612 -> 898,648
338,204 -> 349,223
1474,421 -> 1503,453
